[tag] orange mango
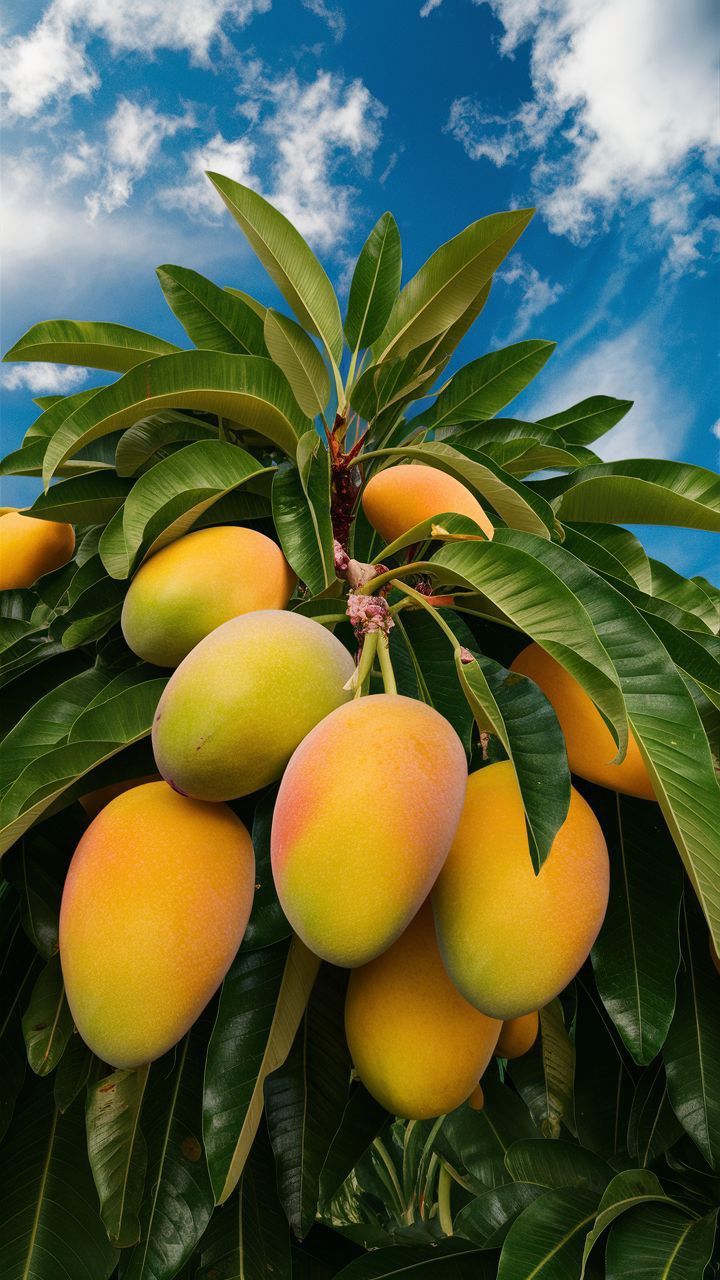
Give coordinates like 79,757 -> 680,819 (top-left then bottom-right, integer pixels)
361,464 -> 494,545
59,782 -> 254,1067
345,903 -> 501,1119
152,609 -> 355,801
511,643 -> 654,800
121,525 -> 296,667
271,694 -> 467,966
433,762 -> 609,1020
0,508 -> 74,589
496,1011 -> 539,1059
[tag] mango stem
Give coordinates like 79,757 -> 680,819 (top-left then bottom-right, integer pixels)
377,633 -> 397,695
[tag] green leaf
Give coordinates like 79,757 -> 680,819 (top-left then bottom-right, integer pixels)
114,411 -> 218,477
203,936 -> 321,1204
565,522 -> 653,592
22,953 -> 73,1077
390,608 -> 475,754
0,668 -> 112,794
373,443 -> 556,538
580,1169 -> 675,1277
42,351 -> 312,483
319,1084 -> 389,1205
453,648 -> 571,871
333,1241 -> 492,1279
663,901 -> 720,1169
0,675 -> 166,856
3,319 -> 180,372
649,557 -> 720,633
24,385 -> 107,441
591,792 -> 683,1065
242,786 -> 292,951
436,529 -> 720,953
0,434 -> 122,479
436,1076 -> 536,1190
574,979 -> 635,1160
85,1063 -> 149,1247
497,1187 -> 600,1280
224,286 -> 268,320
627,1058 -> 683,1166
373,208 -> 534,360
196,1123 -> 292,1280
509,999 -> 575,1138
0,1075 -> 118,1280
504,1139 -> 611,1194
101,439 -> 267,578
207,174 -> 343,366
121,1024 -> 214,1280
265,965 -> 351,1239
605,1204 -> 718,1279
26,471 -> 132,525
539,396 -> 633,446
455,1182 -> 543,1249
545,459 -> 720,532
157,264 -> 268,355
272,451 -> 334,597
0,921 -> 38,1142
264,310 -> 331,418
424,341 -> 555,430
3,821 -> 75,958
54,1033 -> 97,1113
345,212 -> 402,351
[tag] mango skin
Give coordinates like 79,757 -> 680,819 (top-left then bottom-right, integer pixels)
496,1011 -> 539,1059
0,509 -> 75,590
511,643 -> 654,800
345,903 -> 501,1119
272,694 -> 468,967
362,464 -> 494,545
79,775 -> 160,819
433,761 -> 609,1020
153,610 -> 355,801
59,782 -> 254,1068
121,526 -> 296,667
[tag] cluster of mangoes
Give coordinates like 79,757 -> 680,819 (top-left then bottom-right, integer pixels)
1,468 -> 655,1119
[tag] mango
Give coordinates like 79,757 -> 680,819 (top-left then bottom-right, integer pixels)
121,525 -> 296,667
271,693 -> 467,966
433,761 -> 609,1020
59,781 -> 254,1068
496,1011 -> 539,1059
0,508 -> 74,590
345,903 -> 501,1119
511,643 -> 654,800
79,775 -> 160,819
361,463 -> 494,545
152,609 -> 355,801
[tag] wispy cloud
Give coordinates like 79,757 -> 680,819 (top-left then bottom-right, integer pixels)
498,255 -> 563,339
1,363 -> 89,393
301,0 -> 346,41
0,0 -> 271,120
445,0 -> 719,268
523,319 -> 693,461
160,68 -> 386,250
85,98 -> 196,219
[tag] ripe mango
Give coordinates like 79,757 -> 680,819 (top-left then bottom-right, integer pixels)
79,774 -> 160,819
0,508 -> 74,590
121,525 -> 296,667
271,693 -> 467,966
361,463 -> 494,545
496,1011 -> 539,1059
511,643 -> 654,800
59,781 -> 254,1067
345,903 -> 501,1119
152,609 -> 355,801
433,761 -> 609,1020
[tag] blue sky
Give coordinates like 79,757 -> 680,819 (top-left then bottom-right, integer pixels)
1,0 -> 718,576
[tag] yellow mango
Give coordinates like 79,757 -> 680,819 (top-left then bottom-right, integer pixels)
361,464 -> 494,545
0,508 -> 74,589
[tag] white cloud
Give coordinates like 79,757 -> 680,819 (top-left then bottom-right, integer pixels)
447,0 -> 720,257
159,132 -> 259,220
499,255 -> 563,338
712,420 -> 720,440
1,363 -> 89,393
419,0 -> 444,14
524,320 -> 693,460
85,97 -> 195,219
161,69 -> 386,250
301,0 -> 345,41
1,0 -> 271,119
